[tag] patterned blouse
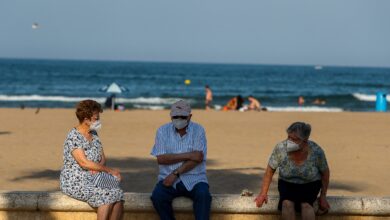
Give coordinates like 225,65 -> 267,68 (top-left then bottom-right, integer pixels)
60,128 -> 123,208
268,140 -> 328,184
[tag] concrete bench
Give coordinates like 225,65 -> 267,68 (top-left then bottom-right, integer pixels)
0,191 -> 390,219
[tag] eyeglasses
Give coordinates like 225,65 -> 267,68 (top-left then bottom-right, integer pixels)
172,116 -> 188,119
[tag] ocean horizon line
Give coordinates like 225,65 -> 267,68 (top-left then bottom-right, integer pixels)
1,57 -> 390,70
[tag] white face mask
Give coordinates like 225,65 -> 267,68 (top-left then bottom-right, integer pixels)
90,120 -> 102,131
286,139 -> 301,153
172,119 -> 188,130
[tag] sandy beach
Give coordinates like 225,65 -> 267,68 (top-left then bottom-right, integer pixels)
0,108 -> 389,196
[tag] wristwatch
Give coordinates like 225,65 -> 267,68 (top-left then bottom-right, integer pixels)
172,170 -> 180,178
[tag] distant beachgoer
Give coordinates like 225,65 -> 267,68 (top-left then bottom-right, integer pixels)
254,122 -> 330,219
104,94 -> 116,110
205,85 -> 213,110
60,100 -> 124,220
116,104 -> 125,111
223,95 -> 244,111
150,100 -> 211,220
35,107 -> 40,114
298,96 -> 305,105
20,104 -> 25,110
236,95 -> 244,110
223,97 -> 236,111
312,98 -> 326,105
248,95 -> 261,111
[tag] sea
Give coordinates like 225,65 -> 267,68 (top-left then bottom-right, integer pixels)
0,58 -> 389,112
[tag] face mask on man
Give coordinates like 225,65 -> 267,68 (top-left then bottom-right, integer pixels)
172,119 -> 188,129
286,139 -> 301,153
90,120 -> 102,131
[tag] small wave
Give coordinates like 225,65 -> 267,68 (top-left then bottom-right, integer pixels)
0,95 -> 192,105
352,93 -> 390,102
0,95 -> 105,102
117,97 -> 186,105
133,104 -> 166,110
266,106 -> 343,112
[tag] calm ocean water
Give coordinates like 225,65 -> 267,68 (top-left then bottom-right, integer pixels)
0,58 -> 389,112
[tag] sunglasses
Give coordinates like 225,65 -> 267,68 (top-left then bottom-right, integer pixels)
172,116 -> 188,119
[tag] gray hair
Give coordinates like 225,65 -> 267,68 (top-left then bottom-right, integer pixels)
286,122 -> 311,140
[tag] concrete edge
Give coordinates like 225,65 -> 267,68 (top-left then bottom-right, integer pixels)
0,191 -> 389,216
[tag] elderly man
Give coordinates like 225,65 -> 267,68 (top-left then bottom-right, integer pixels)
150,100 -> 212,220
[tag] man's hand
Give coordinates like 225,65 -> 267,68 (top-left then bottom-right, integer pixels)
254,193 -> 268,208
189,151 -> 203,163
163,173 -> 177,187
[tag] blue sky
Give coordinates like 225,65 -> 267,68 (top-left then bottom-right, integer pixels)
1,0 -> 390,67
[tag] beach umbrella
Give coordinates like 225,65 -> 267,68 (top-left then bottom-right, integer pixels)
99,82 -> 128,94
100,82 -> 129,109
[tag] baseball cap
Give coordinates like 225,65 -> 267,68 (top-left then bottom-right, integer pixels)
170,100 -> 191,117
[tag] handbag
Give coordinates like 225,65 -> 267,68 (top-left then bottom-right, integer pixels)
90,172 -> 120,189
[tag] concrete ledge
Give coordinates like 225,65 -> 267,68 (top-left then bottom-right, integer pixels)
0,191 -> 390,217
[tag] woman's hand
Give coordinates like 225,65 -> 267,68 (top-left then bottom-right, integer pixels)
254,193 -> 268,207
90,159 -> 106,175
318,195 -> 330,214
109,168 -> 122,182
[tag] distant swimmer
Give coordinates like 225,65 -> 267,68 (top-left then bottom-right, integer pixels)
298,96 -> 305,105
312,98 -> 326,105
205,85 -> 213,110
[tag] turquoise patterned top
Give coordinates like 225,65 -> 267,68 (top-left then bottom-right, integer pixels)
268,140 -> 328,184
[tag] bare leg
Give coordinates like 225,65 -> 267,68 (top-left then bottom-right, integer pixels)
205,101 -> 210,110
281,200 -> 296,220
109,201 -> 124,220
301,203 -> 315,220
97,204 -> 113,220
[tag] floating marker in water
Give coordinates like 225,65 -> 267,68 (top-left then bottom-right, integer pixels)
184,79 -> 191,85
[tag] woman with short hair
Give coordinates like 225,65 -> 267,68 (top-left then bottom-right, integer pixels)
255,122 -> 330,219
60,100 -> 124,220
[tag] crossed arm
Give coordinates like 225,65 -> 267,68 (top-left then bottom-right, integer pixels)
156,151 -> 204,186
